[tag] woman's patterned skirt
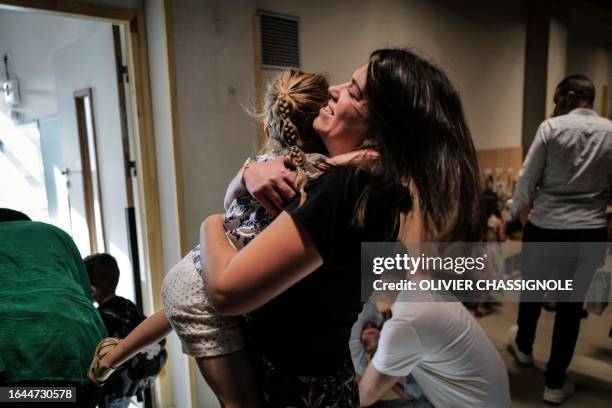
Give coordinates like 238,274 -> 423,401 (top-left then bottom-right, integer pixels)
250,348 -> 359,408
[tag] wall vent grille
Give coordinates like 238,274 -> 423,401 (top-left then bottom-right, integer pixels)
260,13 -> 299,68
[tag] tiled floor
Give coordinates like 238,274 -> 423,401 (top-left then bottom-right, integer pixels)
477,302 -> 612,408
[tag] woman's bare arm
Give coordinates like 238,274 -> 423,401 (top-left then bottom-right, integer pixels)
201,212 -> 322,315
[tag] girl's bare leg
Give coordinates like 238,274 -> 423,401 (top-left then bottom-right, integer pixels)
101,309 -> 172,368
196,350 -> 261,408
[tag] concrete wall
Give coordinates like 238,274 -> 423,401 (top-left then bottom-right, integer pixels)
171,0 -> 258,248
567,6 -> 612,117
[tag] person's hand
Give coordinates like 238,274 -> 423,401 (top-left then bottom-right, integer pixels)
361,326 -> 381,343
243,157 -> 298,216
361,325 -> 381,358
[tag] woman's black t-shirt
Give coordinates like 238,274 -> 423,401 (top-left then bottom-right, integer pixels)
242,165 -> 398,375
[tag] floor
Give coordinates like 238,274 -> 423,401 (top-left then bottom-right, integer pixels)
477,302 -> 612,408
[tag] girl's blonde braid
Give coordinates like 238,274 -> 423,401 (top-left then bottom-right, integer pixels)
276,94 -> 309,205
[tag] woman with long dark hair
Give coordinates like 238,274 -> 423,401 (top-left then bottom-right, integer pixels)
362,49 -> 482,242
200,48 -> 482,406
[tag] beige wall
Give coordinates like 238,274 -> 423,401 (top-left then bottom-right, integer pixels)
172,0 -> 258,249
567,6 -> 612,118
546,16 -> 568,116
568,45 -> 612,117
257,0 -> 527,150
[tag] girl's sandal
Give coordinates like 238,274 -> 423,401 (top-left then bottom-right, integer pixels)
88,337 -> 121,385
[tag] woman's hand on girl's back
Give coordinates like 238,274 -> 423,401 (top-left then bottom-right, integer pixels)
243,157 -> 298,216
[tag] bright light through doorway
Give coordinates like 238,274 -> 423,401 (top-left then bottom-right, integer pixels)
0,110 -> 53,223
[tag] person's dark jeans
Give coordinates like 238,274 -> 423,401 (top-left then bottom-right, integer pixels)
516,221 -> 607,389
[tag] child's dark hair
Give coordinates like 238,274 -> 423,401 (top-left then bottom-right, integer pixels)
0,208 -> 31,222
84,253 -> 120,296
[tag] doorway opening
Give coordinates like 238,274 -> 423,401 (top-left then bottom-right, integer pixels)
0,4 -> 166,405
0,6 -> 143,304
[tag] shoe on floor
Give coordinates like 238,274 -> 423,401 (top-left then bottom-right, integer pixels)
507,325 -> 534,365
542,378 -> 575,405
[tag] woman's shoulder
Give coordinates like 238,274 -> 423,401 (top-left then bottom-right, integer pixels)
316,164 -> 364,186
286,165 -> 363,217
302,165 -> 367,204
323,164 -> 355,180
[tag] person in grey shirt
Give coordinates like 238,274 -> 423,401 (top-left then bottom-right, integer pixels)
506,74 -> 611,405
508,80 -> 611,229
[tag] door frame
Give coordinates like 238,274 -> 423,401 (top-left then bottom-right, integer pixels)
73,87 -> 107,253
0,1 -> 171,406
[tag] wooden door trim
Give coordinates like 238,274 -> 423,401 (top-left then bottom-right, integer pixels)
74,88 -> 106,252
